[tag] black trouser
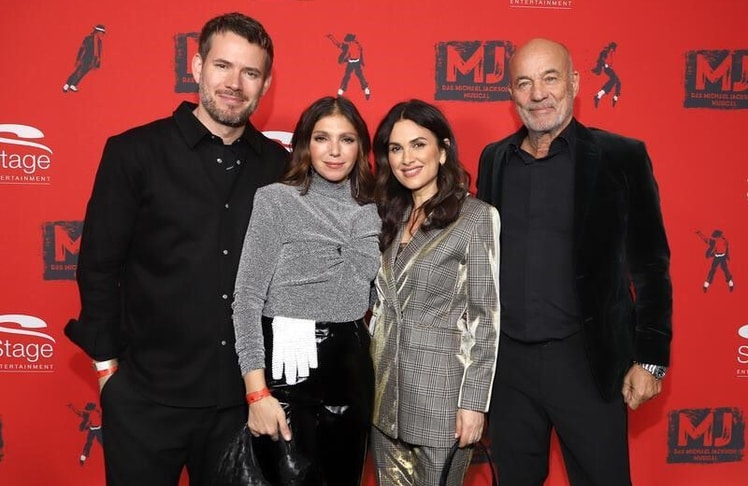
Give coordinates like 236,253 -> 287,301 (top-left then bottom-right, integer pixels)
100,368 -> 245,486
256,317 -> 374,486
489,332 -> 631,486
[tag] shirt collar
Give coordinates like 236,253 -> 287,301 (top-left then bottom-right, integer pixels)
174,101 -> 267,154
508,117 -> 578,158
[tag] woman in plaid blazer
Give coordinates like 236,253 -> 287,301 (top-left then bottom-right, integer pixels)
369,100 -> 501,486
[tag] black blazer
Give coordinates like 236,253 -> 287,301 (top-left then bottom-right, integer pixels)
476,119 -> 672,400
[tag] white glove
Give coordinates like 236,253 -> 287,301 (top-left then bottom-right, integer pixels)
271,316 -> 317,385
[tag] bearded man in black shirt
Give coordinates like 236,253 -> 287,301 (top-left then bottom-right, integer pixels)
65,12 -> 289,485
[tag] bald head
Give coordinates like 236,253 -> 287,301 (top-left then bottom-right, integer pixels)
507,38 -> 579,143
509,38 -> 575,80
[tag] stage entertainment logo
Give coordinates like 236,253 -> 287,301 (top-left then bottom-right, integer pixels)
508,0 -> 573,9
738,324 -> 748,379
174,32 -> 199,93
43,221 -> 83,281
435,41 -> 514,102
0,124 -> 54,186
667,407 -> 745,463
0,314 -> 56,373
685,49 -> 748,109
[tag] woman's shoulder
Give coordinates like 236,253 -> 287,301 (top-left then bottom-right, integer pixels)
256,181 -> 301,199
460,195 -> 499,222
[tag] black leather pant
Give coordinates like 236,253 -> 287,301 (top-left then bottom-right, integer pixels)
255,317 -> 374,486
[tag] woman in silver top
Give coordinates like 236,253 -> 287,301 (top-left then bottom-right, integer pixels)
232,96 -> 381,485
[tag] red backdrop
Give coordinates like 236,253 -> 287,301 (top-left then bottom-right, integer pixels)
1,0 -> 746,484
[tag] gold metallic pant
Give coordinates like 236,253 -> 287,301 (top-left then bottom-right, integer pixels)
371,426 -> 472,486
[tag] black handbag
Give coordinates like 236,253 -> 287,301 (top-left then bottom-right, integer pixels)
214,424 -> 271,486
439,440 -> 498,486
214,424 -> 311,486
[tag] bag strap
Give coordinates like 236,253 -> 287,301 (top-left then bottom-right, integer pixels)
438,440 -> 498,486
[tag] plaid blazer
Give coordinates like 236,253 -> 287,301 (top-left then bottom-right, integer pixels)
371,196 -> 501,447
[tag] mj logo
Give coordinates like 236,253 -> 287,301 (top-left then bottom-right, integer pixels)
42,221 -> 82,280
685,49 -> 748,109
174,32 -> 199,93
435,40 -> 514,102
667,407 -> 745,463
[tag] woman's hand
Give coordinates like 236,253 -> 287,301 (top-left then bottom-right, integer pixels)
248,395 -> 292,441
455,409 -> 485,448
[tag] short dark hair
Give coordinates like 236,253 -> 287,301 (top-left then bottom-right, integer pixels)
373,99 -> 469,251
282,96 -> 375,205
198,12 -> 274,74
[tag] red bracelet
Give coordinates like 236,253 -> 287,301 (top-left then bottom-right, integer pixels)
96,365 -> 118,379
246,387 -> 271,404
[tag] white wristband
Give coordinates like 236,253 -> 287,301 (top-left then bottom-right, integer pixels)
93,359 -> 118,371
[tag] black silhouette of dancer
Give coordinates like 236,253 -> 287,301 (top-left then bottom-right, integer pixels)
68,402 -> 103,465
327,33 -> 371,100
63,25 -> 106,93
697,229 -> 735,292
592,42 -> 621,108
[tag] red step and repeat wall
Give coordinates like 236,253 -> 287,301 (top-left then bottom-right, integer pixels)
1,0 -> 746,484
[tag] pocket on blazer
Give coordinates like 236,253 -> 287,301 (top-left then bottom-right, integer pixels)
405,324 -> 460,353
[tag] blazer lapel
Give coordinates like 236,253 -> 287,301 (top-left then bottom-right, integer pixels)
393,215 -> 443,279
572,120 -> 602,263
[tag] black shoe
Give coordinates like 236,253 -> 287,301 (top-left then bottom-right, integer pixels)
593,95 -> 600,108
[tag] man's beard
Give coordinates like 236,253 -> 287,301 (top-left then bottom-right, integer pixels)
199,83 -> 254,128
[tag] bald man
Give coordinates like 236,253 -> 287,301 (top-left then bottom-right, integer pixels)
476,39 -> 672,485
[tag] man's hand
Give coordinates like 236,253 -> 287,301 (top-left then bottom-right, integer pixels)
455,409 -> 485,448
622,364 -> 662,410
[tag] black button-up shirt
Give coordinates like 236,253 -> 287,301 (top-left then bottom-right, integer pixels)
499,123 -> 582,342
68,102 -> 288,407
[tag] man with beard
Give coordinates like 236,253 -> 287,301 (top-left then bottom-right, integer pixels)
64,13 -> 288,485
477,38 -> 672,485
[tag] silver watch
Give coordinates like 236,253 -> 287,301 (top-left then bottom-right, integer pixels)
637,362 -> 667,380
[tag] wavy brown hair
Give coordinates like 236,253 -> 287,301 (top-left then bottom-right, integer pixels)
282,96 -> 374,204
373,99 -> 469,251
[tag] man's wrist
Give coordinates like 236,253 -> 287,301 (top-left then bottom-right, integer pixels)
93,359 -> 119,379
636,362 -> 667,380
93,359 -> 118,371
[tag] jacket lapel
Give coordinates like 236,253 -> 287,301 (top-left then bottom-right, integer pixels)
572,121 -> 601,263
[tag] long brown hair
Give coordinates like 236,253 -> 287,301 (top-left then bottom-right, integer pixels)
282,96 -> 374,204
373,99 -> 469,250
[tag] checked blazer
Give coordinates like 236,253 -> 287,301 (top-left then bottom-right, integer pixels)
370,196 -> 501,448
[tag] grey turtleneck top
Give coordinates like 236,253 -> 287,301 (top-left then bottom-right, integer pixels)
232,174 -> 381,374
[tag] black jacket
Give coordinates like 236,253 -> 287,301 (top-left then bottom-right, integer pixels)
476,119 -> 672,400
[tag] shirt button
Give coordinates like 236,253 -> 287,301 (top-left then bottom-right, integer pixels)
221,294 -> 228,300
236,160 -> 242,165
222,249 -> 229,255
217,158 -> 223,164
220,340 -> 227,346
224,203 -> 230,209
